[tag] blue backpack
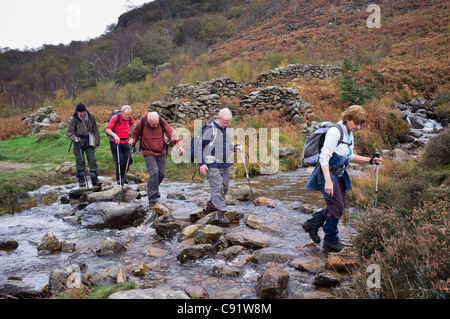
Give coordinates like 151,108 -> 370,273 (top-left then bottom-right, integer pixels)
189,121 -> 217,163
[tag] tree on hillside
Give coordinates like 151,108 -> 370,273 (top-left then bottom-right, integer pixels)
141,28 -> 175,67
118,57 -> 154,84
337,52 -> 379,105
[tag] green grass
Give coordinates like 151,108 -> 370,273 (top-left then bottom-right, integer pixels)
0,165 -> 72,215
0,126 -> 117,172
56,281 -> 137,299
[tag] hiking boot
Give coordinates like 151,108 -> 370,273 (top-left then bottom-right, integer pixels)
148,193 -> 159,207
78,178 -> 86,187
204,200 -> 217,214
215,211 -> 230,226
302,216 -> 322,244
90,172 -> 102,186
77,171 -> 86,187
323,241 -> 344,252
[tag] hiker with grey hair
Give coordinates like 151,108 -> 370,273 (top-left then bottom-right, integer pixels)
199,108 -> 241,225
130,111 -> 184,206
106,105 -> 135,185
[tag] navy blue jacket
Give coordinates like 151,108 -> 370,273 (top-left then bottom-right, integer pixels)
199,121 -> 235,168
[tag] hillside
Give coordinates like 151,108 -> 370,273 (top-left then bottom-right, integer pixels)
0,0 -> 448,118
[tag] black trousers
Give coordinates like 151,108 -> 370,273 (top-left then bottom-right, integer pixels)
110,142 -> 133,178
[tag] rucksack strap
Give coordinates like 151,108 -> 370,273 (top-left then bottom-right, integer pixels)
333,124 -> 352,147
138,116 -> 167,153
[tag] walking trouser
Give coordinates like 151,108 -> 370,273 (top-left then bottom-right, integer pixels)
73,142 -> 98,174
110,142 -> 133,179
144,155 -> 166,202
206,166 -> 231,212
317,177 -> 346,244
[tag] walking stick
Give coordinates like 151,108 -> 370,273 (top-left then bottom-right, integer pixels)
239,149 -> 256,206
118,146 -> 132,206
117,143 -> 122,187
78,142 -> 89,190
374,152 -> 380,207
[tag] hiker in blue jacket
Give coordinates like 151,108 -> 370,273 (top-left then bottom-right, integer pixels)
303,105 -> 382,252
199,108 -> 241,225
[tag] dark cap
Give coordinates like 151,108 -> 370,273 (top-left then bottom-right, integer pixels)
76,103 -> 86,112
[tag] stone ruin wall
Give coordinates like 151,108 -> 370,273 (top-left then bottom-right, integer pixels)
149,64 -> 340,125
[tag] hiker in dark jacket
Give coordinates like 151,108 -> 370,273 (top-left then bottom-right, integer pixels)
199,108 -> 241,225
303,105 -> 382,252
67,103 -> 101,187
129,111 -> 184,206
106,105 -> 135,185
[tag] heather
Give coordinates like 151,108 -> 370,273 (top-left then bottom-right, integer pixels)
350,131 -> 450,298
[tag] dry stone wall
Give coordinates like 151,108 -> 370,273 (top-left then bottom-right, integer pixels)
254,64 -> 340,85
238,86 -> 312,124
149,64 -> 340,124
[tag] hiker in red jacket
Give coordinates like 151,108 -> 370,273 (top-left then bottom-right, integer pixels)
130,111 -> 184,206
106,105 -> 135,184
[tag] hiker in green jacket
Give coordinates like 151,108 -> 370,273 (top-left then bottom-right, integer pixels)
67,103 -> 101,187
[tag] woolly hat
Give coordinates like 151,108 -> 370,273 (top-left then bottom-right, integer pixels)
76,103 -> 87,112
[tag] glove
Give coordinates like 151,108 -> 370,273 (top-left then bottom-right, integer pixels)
370,152 -> 381,165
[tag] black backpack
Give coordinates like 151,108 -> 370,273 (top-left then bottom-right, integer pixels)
137,115 -> 167,154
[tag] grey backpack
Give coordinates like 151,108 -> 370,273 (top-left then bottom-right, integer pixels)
302,121 -> 351,166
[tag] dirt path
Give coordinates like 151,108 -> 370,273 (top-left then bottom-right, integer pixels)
0,161 -> 32,171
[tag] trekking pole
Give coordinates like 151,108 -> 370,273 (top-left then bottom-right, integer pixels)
373,152 -> 381,208
118,146 -> 132,206
239,148 -> 256,206
191,164 -> 199,184
117,143 -> 122,187
78,141 -> 89,190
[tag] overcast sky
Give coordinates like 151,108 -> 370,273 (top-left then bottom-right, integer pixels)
0,0 -> 152,50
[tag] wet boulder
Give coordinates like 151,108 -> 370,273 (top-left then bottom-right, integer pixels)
326,247 -> 359,272
96,239 -> 126,256
78,202 -> 146,229
194,225 -> 224,244
225,229 -> 273,249
313,270 -> 341,287
155,221 -> 190,239
252,247 -> 297,265
290,256 -> 327,274
0,279 -> 43,298
0,237 -> 19,251
177,244 -> 217,263
212,264 -> 241,277
86,186 -> 123,202
256,268 -> 289,299
48,269 -> 71,294
37,232 -> 62,253
108,286 -> 189,299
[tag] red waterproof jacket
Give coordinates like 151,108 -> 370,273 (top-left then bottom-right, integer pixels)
106,113 -> 135,144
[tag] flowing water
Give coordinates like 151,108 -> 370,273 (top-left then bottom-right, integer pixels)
0,167 -> 362,299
